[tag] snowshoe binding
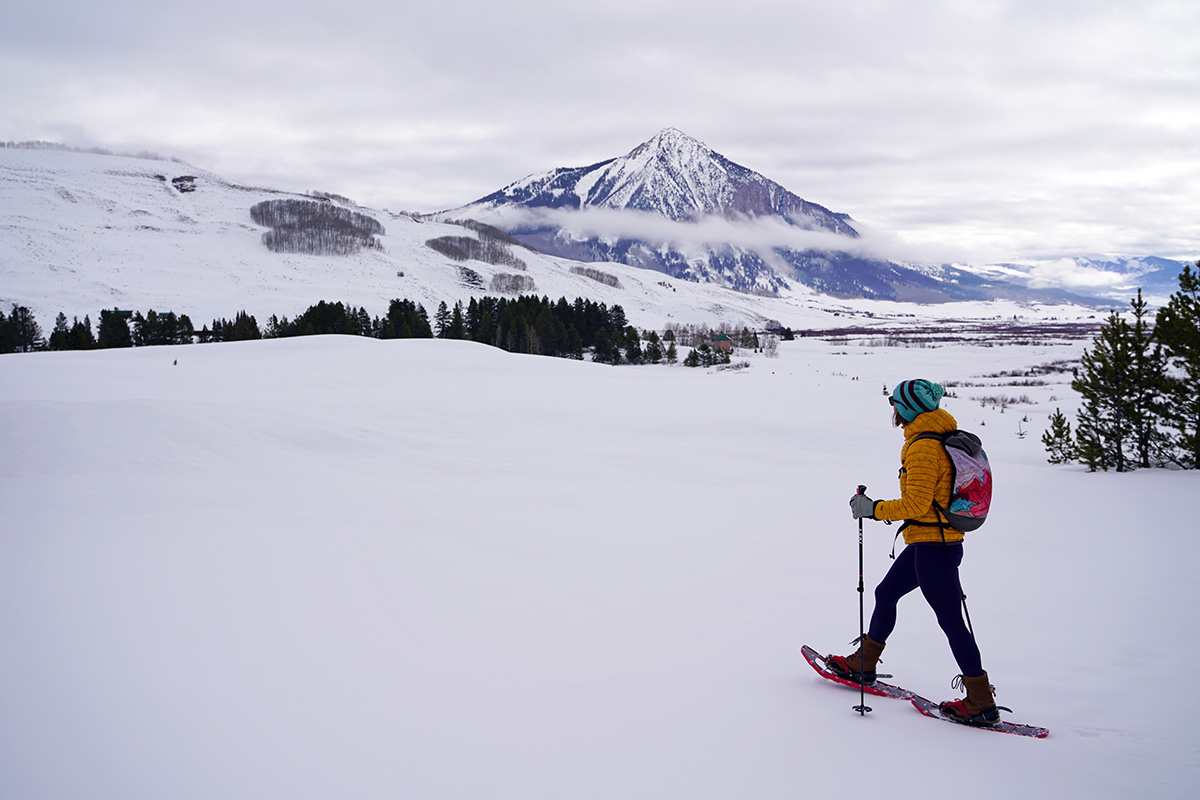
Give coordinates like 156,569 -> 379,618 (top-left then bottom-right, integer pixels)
825,634 -> 884,686
938,673 -> 1009,727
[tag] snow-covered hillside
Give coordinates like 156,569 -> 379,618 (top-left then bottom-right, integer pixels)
0,147 -> 1102,329
2,334 -> 1197,798
0,148 -> 772,329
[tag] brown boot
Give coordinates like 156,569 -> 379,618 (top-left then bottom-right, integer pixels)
826,635 -> 885,685
939,672 -> 1000,725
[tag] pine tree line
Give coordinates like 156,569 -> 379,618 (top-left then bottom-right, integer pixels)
7,296 -> 756,367
1043,262 -> 1200,470
130,310 -> 196,346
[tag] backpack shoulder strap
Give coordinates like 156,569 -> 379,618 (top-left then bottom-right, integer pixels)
908,431 -> 953,545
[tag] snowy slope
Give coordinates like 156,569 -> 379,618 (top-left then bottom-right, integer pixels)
0,147 -> 1099,333
2,334 -> 1197,799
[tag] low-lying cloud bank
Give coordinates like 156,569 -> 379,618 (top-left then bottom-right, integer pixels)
461,205 -> 915,262
455,206 -> 1186,299
1025,259 -> 1138,290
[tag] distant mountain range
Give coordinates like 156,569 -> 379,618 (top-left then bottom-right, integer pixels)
446,129 -> 1182,305
972,255 -> 1187,304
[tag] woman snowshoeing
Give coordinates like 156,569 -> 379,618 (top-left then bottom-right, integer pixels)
828,378 -> 1000,726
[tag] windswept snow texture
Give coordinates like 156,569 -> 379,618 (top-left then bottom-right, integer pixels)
3,334 -> 1198,799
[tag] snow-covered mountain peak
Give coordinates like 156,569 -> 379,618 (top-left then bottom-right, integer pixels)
621,127 -> 714,173
590,128 -> 735,218
457,129 -> 857,234
642,126 -> 701,149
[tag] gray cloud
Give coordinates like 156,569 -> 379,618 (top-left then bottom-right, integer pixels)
2,0 -> 1198,265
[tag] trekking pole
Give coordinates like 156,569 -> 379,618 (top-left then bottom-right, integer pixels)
854,484 -> 872,716
961,592 -> 976,641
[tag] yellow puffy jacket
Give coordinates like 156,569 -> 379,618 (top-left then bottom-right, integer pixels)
873,407 -> 963,545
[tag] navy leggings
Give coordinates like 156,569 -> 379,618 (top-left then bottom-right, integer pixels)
867,543 -> 984,677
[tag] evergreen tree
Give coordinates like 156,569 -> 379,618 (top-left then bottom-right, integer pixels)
608,304 -> 628,332
477,309 -> 496,346
5,305 -> 44,352
263,315 -> 287,338
434,301 -> 451,337
385,299 -> 433,339
1126,289 -> 1169,468
564,326 -> 584,359
1155,261 -> 1200,468
645,330 -> 663,363
665,341 -> 678,364
69,316 -> 96,350
623,326 -> 643,364
177,314 -> 195,345
98,309 -> 133,348
535,309 -> 561,357
229,311 -> 261,341
591,329 -> 621,364
47,312 -> 71,350
445,301 -> 466,340
130,311 -> 149,345
1073,309 -> 1137,471
465,299 -> 481,339
554,297 -> 573,335
355,307 -> 373,337
1042,408 -> 1078,464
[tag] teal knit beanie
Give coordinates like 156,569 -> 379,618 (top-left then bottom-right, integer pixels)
891,379 -> 945,422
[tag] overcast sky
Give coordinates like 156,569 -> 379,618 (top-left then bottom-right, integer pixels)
3,0 -> 1198,265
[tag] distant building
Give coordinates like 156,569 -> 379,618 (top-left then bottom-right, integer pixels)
712,334 -> 733,353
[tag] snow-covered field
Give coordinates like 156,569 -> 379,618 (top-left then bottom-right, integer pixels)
3,332 -> 1197,799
